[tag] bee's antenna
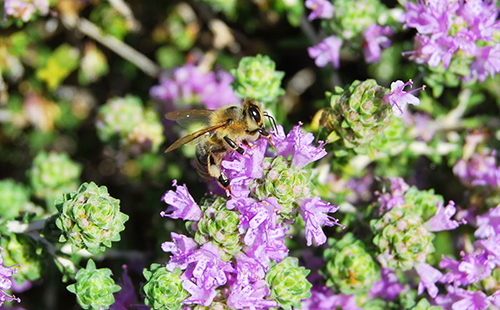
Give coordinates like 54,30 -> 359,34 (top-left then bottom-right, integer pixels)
264,112 -> 277,132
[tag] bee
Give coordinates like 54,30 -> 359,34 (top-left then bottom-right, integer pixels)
165,98 -> 276,189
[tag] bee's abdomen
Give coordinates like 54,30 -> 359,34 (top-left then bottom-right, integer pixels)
195,144 -> 211,180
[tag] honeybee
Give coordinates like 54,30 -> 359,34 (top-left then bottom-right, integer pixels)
165,98 -> 276,189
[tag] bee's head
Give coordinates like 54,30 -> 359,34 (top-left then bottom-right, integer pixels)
243,99 -> 275,137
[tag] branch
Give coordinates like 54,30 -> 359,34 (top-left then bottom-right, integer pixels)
60,15 -> 160,78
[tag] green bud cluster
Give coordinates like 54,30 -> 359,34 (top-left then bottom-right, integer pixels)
326,0 -> 387,41
369,117 -> 410,156
55,182 -> 129,255
142,264 -> 188,310
95,95 -> 164,154
403,187 -> 442,221
266,257 -> 312,310
322,80 -> 392,152
67,259 -> 121,310
250,156 -> 312,219
323,233 -> 380,295
194,197 -> 242,261
28,151 -> 82,209
371,205 -> 434,271
0,179 -> 30,219
0,234 -> 44,285
231,54 -> 285,106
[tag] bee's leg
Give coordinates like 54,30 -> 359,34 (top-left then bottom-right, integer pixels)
207,150 -> 230,189
223,136 -> 244,155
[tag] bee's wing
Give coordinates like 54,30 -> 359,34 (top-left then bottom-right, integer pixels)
165,109 -> 214,127
165,122 -> 226,153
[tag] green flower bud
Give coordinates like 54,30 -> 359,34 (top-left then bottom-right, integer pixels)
142,264 -> 188,310
322,80 -> 392,151
251,156 -> 312,219
195,197 -> 242,261
95,95 -> 144,143
67,259 -> 121,310
370,117 -> 410,156
0,233 -> 44,285
266,257 -> 312,310
0,179 -> 30,219
28,151 -> 82,210
324,233 -> 380,295
55,182 -> 129,255
124,109 -> 165,155
403,187 -> 442,221
326,0 -> 387,40
231,54 -> 285,106
371,205 -> 434,271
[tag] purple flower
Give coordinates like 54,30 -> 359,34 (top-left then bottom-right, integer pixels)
109,266 -> 138,310
0,248 -> 20,306
436,286 -> 490,310
300,286 -> 362,310
470,45 -> 500,82
151,64 -> 238,108
424,201 -> 465,232
453,151 -> 500,188
308,36 -> 343,68
476,235 -> 500,266
182,279 -> 218,307
369,268 -> 404,301
273,123 -> 327,168
161,180 -> 202,221
297,197 -> 341,246
162,233 -> 199,271
4,0 -> 49,22
377,177 -> 410,212
475,204 -> 500,239
305,0 -> 334,21
439,251 -> 493,286
362,25 -> 394,63
383,80 -> 424,117
415,263 -> 442,298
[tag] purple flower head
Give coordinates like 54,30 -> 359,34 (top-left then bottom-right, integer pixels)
305,0 -> 334,21
273,123 -> 328,168
186,243 -> 234,288
308,36 -> 343,68
369,268 -> 404,301
227,279 -> 277,310
470,45 -> 500,82
453,151 -> 500,188
362,25 -> 394,63
383,80 -> 424,117
475,204 -> 500,239
0,248 -> 20,306
439,251 -> 494,286
4,0 -> 49,22
476,235 -> 500,266
151,64 -> 238,108
377,177 -> 410,212
161,180 -> 202,221
297,197 -> 342,246
424,201 -> 466,232
234,253 -> 266,285
415,263 -> 443,298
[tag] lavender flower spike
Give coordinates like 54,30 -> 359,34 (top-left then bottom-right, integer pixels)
363,25 -> 394,64
0,248 -> 20,306
308,36 -> 343,68
415,263 -> 443,298
161,180 -> 202,221
384,79 -> 425,117
475,204 -> 500,239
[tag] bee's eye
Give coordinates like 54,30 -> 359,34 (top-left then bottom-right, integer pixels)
249,106 -> 261,123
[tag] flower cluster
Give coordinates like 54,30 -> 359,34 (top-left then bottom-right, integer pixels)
403,0 -> 500,82
158,124 -> 339,308
306,0 -> 394,66
453,151 -> 500,189
150,64 -> 239,110
95,95 -> 165,155
0,247 -> 20,307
